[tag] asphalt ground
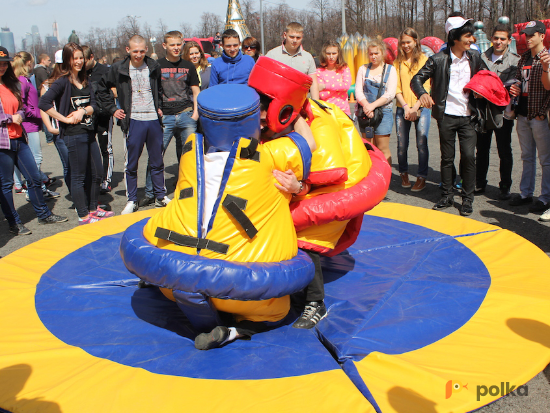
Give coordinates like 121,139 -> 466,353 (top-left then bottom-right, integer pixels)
0,113 -> 549,411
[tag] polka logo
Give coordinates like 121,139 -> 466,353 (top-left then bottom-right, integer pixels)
445,380 -> 468,399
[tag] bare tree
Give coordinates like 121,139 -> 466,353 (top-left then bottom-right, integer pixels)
195,12 -> 224,38
180,22 -> 194,38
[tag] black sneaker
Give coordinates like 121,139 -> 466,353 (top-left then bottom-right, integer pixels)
509,195 -> 533,206
43,177 -> 57,188
138,196 -> 155,207
460,200 -> 474,216
529,200 -> 549,214
292,301 -> 327,329
9,223 -> 32,235
38,214 -> 68,224
474,186 -> 486,195
432,196 -> 454,211
195,326 -> 230,350
499,189 -> 511,200
100,182 -> 112,194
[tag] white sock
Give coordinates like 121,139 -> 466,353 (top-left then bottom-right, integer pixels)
221,327 -> 238,345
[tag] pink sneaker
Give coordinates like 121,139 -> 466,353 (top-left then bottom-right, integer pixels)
79,216 -> 105,225
90,207 -> 115,218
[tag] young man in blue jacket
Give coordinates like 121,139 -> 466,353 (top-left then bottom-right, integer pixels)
209,29 -> 255,86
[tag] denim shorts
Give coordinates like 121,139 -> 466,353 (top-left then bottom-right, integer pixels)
372,107 -> 394,135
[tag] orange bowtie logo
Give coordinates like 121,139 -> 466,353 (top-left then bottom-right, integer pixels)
0,51 -> 6,57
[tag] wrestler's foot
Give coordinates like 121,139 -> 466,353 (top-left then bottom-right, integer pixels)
195,326 -> 232,350
292,301 -> 327,329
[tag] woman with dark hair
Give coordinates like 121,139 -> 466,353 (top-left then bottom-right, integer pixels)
242,37 -> 261,62
0,46 -> 67,235
183,41 -> 211,90
394,28 -> 431,191
40,54 -> 71,192
39,42 -> 113,224
315,40 -> 352,116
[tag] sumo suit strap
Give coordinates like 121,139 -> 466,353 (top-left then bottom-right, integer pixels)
154,227 -> 230,254
239,138 -> 260,162
311,99 -> 331,113
222,195 -> 258,239
179,187 -> 194,200
182,140 -> 193,155
172,290 -> 223,332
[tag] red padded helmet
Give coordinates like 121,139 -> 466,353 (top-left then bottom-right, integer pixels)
248,56 -> 313,133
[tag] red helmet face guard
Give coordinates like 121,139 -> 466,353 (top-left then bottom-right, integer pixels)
248,56 -> 313,133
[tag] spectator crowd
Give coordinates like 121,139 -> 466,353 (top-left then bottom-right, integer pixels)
2,14 -> 550,236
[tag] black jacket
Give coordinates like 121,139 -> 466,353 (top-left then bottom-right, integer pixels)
87,62 -> 111,129
97,55 -> 163,133
38,76 -> 98,141
411,48 -> 488,122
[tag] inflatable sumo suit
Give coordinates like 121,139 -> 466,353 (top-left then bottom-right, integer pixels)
120,84 -> 315,332
248,57 -> 391,256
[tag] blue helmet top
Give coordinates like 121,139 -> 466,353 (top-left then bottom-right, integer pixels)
198,84 -> 261,151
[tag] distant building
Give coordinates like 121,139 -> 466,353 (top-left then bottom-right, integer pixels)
45,36 -> 59,55
53,21 -> 59,42
0,27 -> 15,55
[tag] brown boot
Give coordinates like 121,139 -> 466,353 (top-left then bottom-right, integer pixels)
400,172 -> 411,188
411,177 -> 426,192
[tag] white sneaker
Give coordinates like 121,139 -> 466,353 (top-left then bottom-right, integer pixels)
121,201 -> 139,215
539,207 -> 550,222
155,196 -> 171,208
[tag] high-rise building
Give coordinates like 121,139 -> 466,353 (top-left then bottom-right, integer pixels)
53,21 -> 59,42
0,27 -> 15,55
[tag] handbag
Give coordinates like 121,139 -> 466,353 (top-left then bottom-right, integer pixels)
356,63 -> 388,131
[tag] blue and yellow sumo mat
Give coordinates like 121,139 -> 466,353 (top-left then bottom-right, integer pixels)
1,203 -> 549,413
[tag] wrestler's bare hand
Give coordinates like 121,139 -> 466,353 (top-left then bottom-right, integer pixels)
293,115 -> 317,151
273,169 -> 300,194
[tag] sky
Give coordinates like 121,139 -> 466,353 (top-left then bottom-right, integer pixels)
4,0 -> 314,48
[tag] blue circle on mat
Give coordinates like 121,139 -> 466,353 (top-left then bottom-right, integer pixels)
35,216 -> 491,380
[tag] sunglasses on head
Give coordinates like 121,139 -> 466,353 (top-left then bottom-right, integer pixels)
244,46 -> 257,50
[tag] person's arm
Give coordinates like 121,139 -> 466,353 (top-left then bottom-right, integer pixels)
97,66 -> 120,116
411,56 -> 435,108
293,115 -> 316,152
309,75 -> 320,100
191,85 -> 200,120
541,51 -> 550,90
209,63 -> 219,87
355,65 -> 367,106
20,80 -> 40,121
40,110 -> 59,134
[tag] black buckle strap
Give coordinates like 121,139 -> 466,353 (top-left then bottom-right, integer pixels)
155,227 -> 229,254
179,187 -> 194,200
240,138 -> 260,162
312,99 -> 331,112
222,195 -> 258,239
182,140 -> 193,155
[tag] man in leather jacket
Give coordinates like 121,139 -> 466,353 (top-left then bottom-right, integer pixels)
411,14 -> 487,216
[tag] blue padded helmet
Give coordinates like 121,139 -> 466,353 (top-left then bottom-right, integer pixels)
198,84 -> 261,151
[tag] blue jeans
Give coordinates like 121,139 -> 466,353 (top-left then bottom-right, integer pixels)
53,134 -> 71,191
144,112 -> 197,198
396,107 -> 431,178
14,131 -> 48,189
516,115 -> 550,203
0,138 -> 51,225
43,122 -> 54,144
64,132 -> 103,217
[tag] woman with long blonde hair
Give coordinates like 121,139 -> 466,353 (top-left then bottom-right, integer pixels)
355,38 -> 397,164
393,27 -> 431,191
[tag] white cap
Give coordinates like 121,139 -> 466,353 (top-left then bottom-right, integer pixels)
55,50 -> 63,64
445,17 -> 473,34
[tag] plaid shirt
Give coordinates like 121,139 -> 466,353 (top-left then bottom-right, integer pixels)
516,48 -> 550,119
0,96 -> 25,150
